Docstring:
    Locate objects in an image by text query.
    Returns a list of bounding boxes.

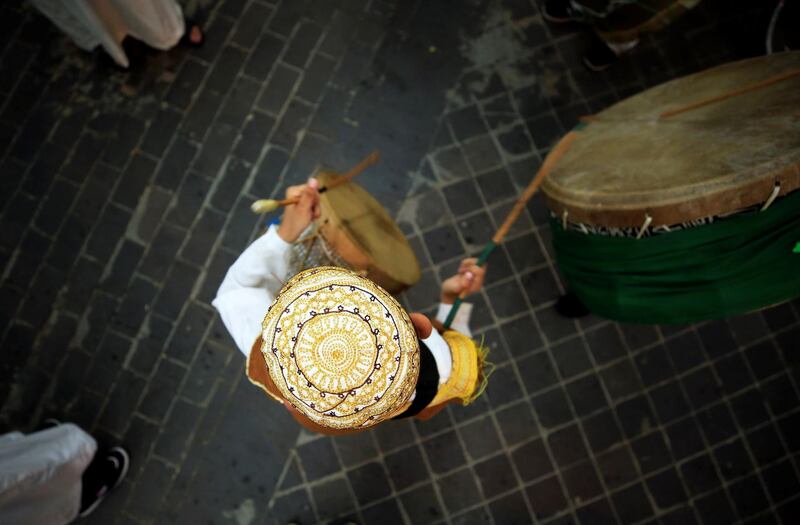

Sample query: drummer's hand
[441,258,486,304]
[278,178,321,243]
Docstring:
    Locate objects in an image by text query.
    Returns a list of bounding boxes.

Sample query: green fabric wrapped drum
[542,51,800,324]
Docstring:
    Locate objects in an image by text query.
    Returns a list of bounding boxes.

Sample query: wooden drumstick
[251,151,381,214]
[442,131,580,329]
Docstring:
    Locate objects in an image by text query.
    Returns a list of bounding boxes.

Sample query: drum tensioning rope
[442,65,800,329]
[551,188,800,324]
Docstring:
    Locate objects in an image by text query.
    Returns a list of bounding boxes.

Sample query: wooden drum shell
[542,52,800,229]
[313,172,421,294]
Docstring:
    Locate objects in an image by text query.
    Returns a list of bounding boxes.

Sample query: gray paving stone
[474,451,518,499]
[153,261,200,319]
[140,106,182,158]
[232,3,272,49]
[216,76,262,129]
[384,444,428,491]
[283,21,323,69]
[137,358,186,421]
[98,369,147,436]
[233,111,275,163]
[268,488,315,525]
[154,136,198,191]
[399,483,444,525]
[298,437,341,480]
[126,458,176,522]
[311,476,357,521]
[296,54,337,104]
[270,98,313,149]
[421,430,466,475]
[489,489,530,525]
[347,461,391,507]
[112,277,159,337]
[495,400,539,446]
[153,398,203,460]
[256,64,300,116]
[526,474,569,522]
[458,414,502,461]
[332,431,379,468]
[0,3,794,524]
[361,498,406,525]
[245,32,285,81]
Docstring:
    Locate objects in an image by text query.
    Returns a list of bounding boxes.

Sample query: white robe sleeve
[212,226,293,356]
[435,302,473,337]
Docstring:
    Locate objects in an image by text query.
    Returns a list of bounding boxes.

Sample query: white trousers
[0,424,97,525]
[30,0,185,68]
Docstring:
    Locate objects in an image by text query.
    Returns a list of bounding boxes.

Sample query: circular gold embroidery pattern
[261,267,420,429]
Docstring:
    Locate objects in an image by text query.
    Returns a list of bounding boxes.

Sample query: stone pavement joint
[0,0,798,524]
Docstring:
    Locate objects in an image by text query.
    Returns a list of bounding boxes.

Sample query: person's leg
[542,0,574,23]
[182,22,205,47]
[555,292,591,318]
[79,446,130,517]
[564,0,695,71]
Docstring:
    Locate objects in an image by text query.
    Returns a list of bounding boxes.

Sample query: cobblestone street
[1,0,798,524]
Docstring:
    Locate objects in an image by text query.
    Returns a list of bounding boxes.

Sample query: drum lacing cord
[299,227,321,268]
[761,183,781,212]
[636,215,653,240]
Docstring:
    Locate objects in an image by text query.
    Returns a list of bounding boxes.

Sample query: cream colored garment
[30,0,185,67]
[0,424,97,525]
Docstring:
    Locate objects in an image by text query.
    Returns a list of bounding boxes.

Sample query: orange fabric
[416,330,481,419]
[248,331,481,426]
[245,337,406,435]
[245,337,283,403]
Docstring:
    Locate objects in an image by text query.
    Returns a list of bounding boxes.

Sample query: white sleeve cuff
[435,302,473,337]
[254,225,292,256]
[422,328,452,385]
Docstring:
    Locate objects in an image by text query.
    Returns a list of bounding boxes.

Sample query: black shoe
[542,0,573,23]
[555,293,591,318]
[79,447,130,517]
[583,35,620,72]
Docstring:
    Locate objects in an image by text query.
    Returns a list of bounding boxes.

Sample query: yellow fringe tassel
[464,335,496,406]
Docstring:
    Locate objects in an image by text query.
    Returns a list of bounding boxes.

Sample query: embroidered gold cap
[261,267,420,429]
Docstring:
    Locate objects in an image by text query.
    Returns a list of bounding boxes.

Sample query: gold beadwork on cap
[261,267,420,429]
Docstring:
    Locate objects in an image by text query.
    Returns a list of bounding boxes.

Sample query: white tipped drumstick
[251,198,295,214]
[250,151,380,214]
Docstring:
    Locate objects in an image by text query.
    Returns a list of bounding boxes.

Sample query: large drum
[542,51,800,324]
[288,172,421,294]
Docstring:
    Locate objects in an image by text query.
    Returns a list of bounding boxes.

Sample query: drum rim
[542,52,800,228]
[316,172,421,287]
[544,162,800,229]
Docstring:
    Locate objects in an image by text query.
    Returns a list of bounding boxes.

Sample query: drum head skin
[542,51,800,228]
[316,172,421,293]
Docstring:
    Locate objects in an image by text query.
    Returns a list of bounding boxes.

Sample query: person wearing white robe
[30,0,188,68]
[212,178,486,433]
